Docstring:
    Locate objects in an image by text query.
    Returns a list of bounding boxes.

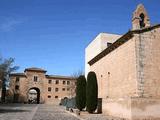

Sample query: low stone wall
[102,98,160,120]
[102,98,131,119]
[131,98,160,120]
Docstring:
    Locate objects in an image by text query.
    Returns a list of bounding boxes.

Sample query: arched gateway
[28,87,40,104]
[9,67,76,104]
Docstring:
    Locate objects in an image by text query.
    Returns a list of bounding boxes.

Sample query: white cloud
[0,18,23,32]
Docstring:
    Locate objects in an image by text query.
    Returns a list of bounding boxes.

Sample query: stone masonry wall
[137,27,160,98]
[9,70,76,104]
[25,71,46,103]
[90,37,137,99]
[9,76,28,102]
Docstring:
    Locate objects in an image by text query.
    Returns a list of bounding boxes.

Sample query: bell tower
[132,4,150,30]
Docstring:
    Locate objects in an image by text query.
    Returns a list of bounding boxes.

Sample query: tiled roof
[46,75,74,80]
[10,73,26,77]
[88,24,160,65]
[24,67,47,72]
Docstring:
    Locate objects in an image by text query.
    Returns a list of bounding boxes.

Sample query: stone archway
[28,87,40,104]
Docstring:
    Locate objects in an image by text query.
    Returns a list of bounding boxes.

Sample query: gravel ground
[0,104,37,120]
[0,104,80,120]
[32,104,80,120]
[0,104,124,120]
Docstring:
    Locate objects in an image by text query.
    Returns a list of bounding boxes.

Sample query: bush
[59,97,68,106]
[66,97,76,109]
[86,71,98,113]
[76,75,86,111]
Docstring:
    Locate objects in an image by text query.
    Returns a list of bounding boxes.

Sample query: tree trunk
[1,81,6,103]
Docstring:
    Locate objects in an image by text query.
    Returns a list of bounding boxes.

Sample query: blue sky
[0,0,159,76]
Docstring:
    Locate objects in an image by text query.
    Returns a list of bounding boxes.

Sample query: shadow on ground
[0,103,37,107]
[0,109,30,113]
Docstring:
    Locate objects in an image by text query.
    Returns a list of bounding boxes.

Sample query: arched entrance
[28,87,40,104]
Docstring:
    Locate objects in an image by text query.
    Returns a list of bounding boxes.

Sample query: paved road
[0,104,80,120]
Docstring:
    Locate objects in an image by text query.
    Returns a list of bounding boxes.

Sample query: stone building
[85,4,160,120]
[9,67,76,104]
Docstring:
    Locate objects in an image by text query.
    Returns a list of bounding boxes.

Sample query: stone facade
[90,36,137,99]
[85,4,160,120]
[9,67,76,104]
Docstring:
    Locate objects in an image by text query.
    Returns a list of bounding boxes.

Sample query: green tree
[86,71,98,113]
[0,57,18,103]
[76,75,86,111]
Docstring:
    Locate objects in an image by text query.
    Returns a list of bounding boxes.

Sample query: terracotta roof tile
[24,67,47,72]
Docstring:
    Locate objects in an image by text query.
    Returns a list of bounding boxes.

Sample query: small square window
[48,87,51,92]
[63,81,66,84]
[34,76,38,82]
[15,85,19,90]
[55,88,59,92]
[55,96,58,98]
[48,95,51,98]
[62,88,65,91]
[55,80,59,84]
[48,80,52,84]
[67,81,70,85]
[16,77,20,82]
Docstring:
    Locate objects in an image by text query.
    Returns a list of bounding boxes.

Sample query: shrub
[76,75,86,111]
[66,97,76,109]
[86,71,98,113]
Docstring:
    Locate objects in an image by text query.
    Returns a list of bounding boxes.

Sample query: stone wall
[25,71,46,103]
[90,37,137,99]
[136,27,160,98]
[102,98,131,119]
[9,75,27,102]
[9,69,76,104]
[44,77,76,104]
[102,98,160,120]
[86,3,160,120]
[131,98,160,120]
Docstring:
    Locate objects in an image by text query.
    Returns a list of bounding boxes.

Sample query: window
[16,77,20,82]
[34,76,38,82]
[67,88,70,91]
[48,87,51,92]
[55,96,58,98]
[107,42,112,47]
[139,13,145,28]
[63,81,66,85]
[55,80,59,84]
[67,81,70,85]
[48,80,52,84]
[55,88,59,92]
[15,85,19,90]
[62,88,65,91]
[48,95,51,98]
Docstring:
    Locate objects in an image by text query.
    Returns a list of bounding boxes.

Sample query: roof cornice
[88,24,160,66]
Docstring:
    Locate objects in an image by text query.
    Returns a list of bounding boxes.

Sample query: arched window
[139,13,145,28]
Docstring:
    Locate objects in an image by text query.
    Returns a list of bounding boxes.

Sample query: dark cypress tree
[76,75,86,111]
[86,71,98,113]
